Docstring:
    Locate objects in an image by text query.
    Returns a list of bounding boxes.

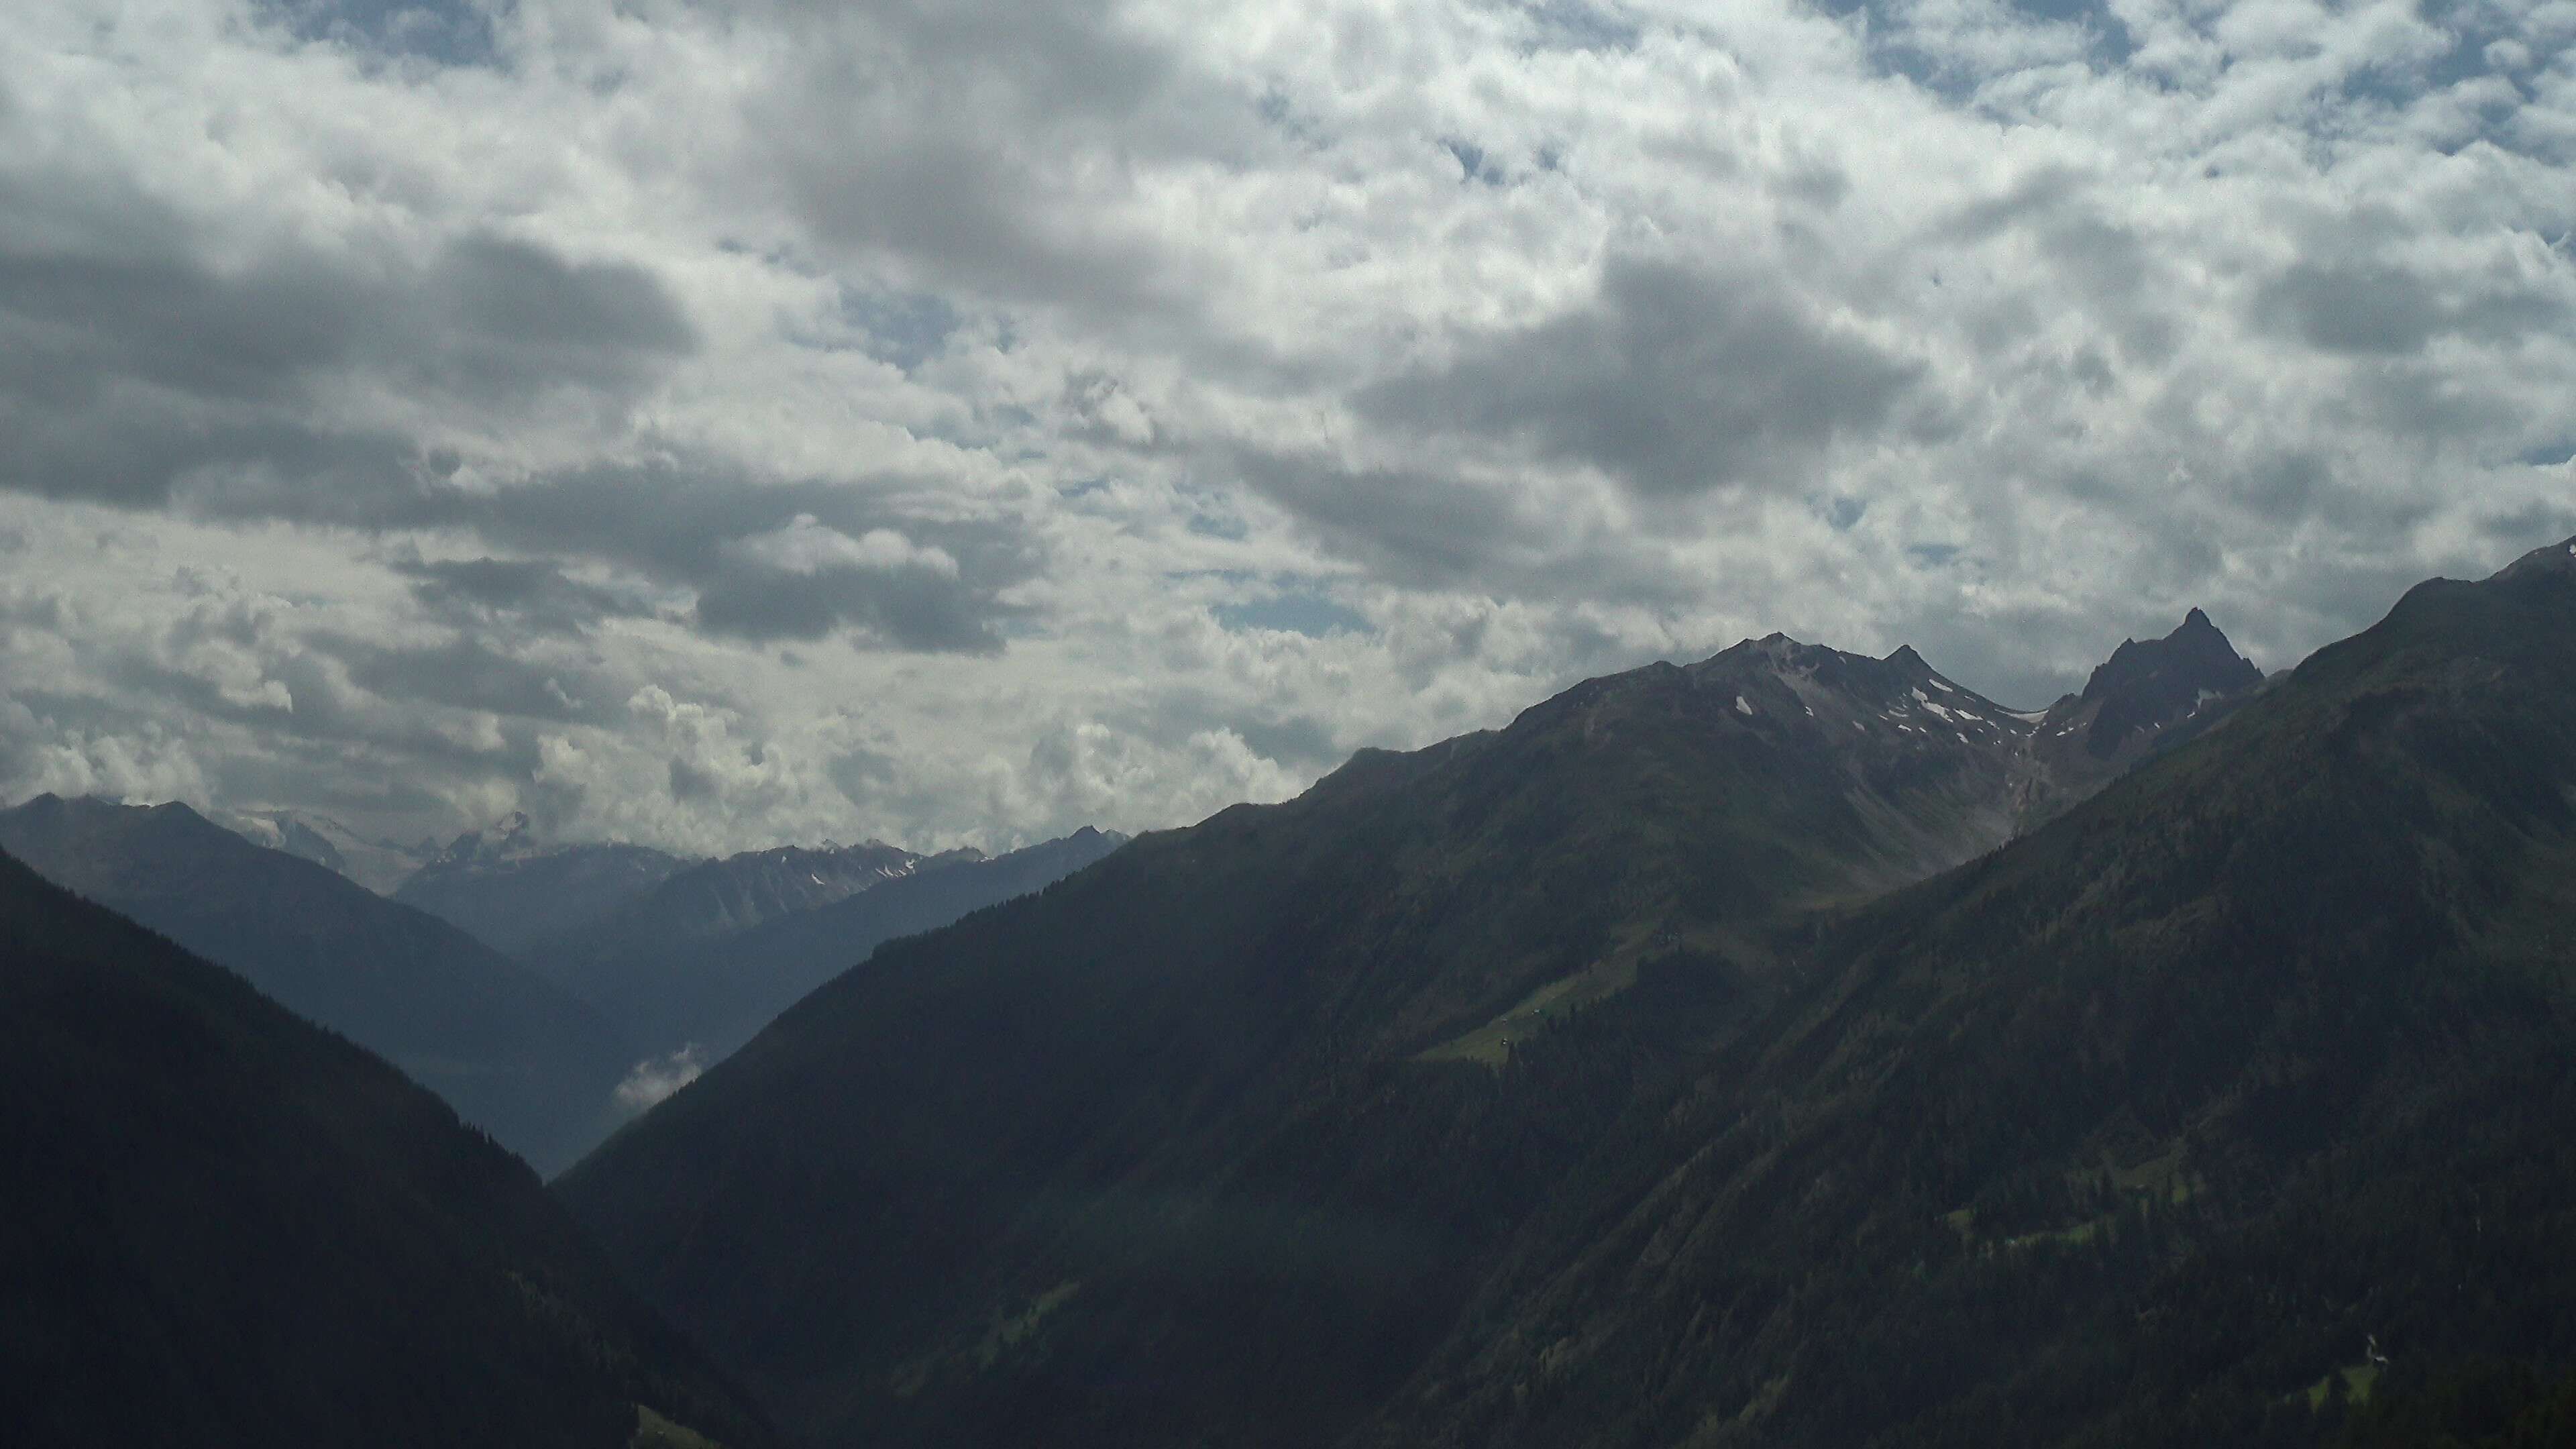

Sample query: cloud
[0,163,698,512]
[0,0,2568,861]
[696,513,997,647]
[614,1043,706,1112]
[2254,254,2572,356]
[1356,255,1930,497]
[391,555,653,635]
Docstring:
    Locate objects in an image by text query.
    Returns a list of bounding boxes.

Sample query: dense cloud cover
[0,0,2570,853]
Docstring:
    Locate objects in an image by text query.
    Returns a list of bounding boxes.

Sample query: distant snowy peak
[426,810,551,871]
[393,824,692,958]
[217,808,441,895]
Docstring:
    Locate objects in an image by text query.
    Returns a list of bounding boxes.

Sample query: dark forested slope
[1360,537,2576,1448]
[555,638,2073,1443]
[0,850,773,1449]
[561,543,2576,1449]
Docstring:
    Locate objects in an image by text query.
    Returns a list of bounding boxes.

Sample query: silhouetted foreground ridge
[0,850,773,1449]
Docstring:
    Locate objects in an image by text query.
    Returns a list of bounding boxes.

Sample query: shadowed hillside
[0,849,774,1449]
[554,634,2135,1443]
[1360,541,2576,1446]
[561,541,2576,1448]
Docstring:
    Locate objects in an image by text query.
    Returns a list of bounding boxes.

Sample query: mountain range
[21,542,2576,1446]
[540,827,1134,1069]
[0,794,632,1175]
[4,791,1136,1173]
[217,807,443,894]
[527,838,943,976]
[393,812,691,957]
[557,548,2576,1448]
[553,605,2271,1443]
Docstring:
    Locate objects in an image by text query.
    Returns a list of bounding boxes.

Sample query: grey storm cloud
[417,466,1036,653]
[725,0,1242,320]
[1355,256,1927,498]
[392,557,655,636]
[0,168,696,508]
[692,562,1002,651]
[319,632,623,727]
[353,466,1033,653]
[1232,453,1544,588]
[0,156,1025,655]
[2254,257,2572,356]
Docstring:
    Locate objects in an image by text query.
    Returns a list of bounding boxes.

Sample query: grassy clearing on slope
[2303,1362,2381,1410]
[1415,926,1762,1065]
[631,1404,726,1448]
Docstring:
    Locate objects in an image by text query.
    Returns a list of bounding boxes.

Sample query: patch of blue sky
[783,286,964,374]
[1442,139,1509,186]
[1514,1,1643,54]
[257,0,499,68]
[835,287,963,373]
[1817,0,2139,96]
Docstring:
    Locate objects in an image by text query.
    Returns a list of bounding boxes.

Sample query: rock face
[2012,606,2267,829]
[0,847,777,1449]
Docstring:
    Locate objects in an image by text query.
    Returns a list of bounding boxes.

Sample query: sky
[0,0,2571,857]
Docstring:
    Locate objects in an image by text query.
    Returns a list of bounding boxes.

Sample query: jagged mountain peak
[431,809,543,867]
[2080,605,2256,694]
[2008,606,2267,830]
[2072,607,2261,749]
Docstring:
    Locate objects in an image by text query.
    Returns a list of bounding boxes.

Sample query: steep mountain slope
[553,638,2066,1443]
[562,548,2576,1448]
[218,808,442,894]
[0,848,775,1449]
[394,812,688,957]
[557,828,1130,1067]
[2011,607,2267,828]
[529,838,934,987]
[0,796,631,1175]
[1350,536,2576,1448]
